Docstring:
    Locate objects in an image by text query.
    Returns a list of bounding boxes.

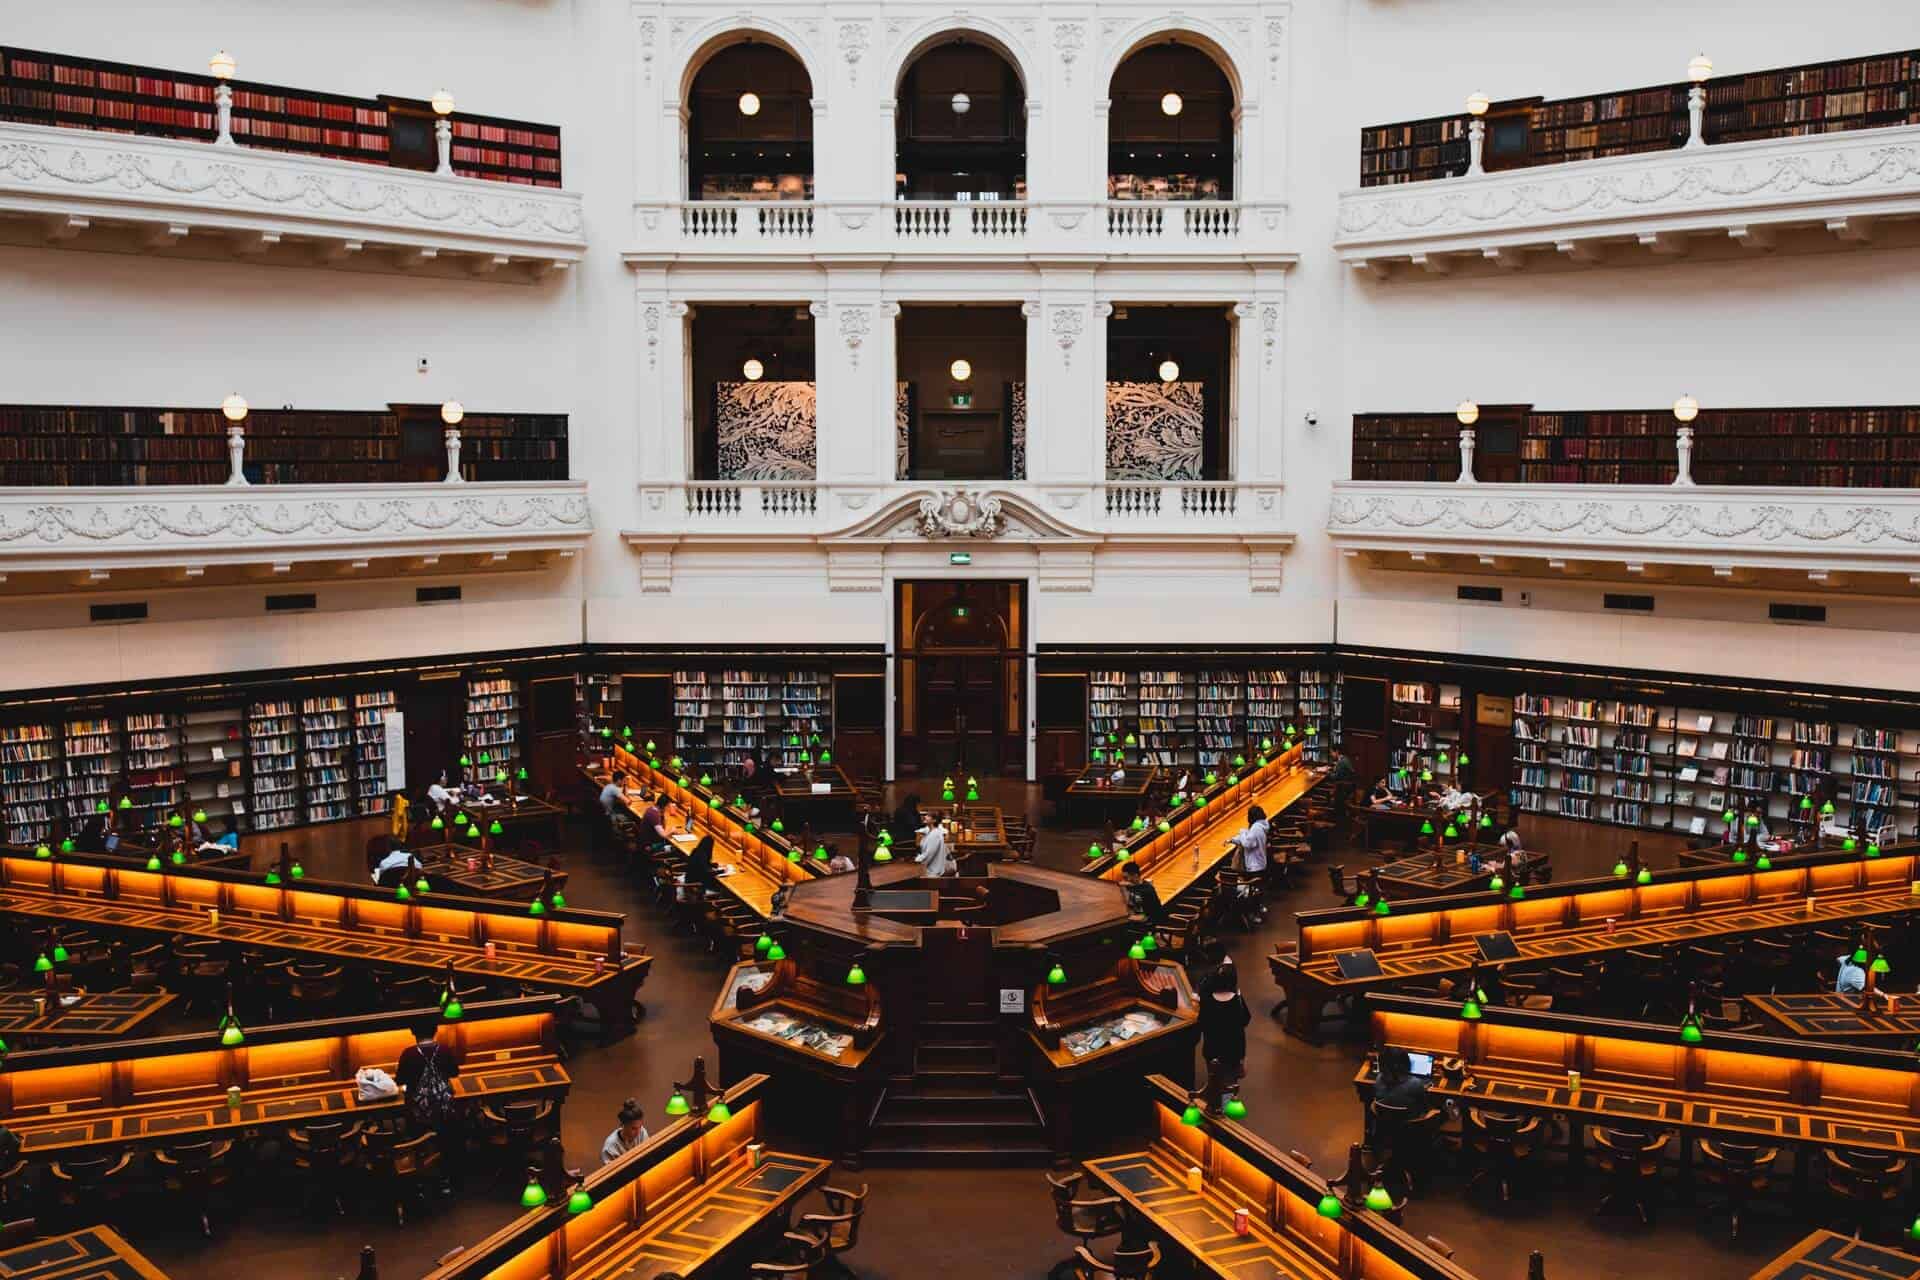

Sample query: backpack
[407,1043,455,1127]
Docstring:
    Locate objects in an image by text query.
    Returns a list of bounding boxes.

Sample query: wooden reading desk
[1067,762,1159,823]
[472,793,568,846]
[927,803,1012,867]
[1372,848,1501,899]
[0,850,651,1034]
[1272,847,1920,1038]
[412,842,565,900]
[1743,992,1920,1046]
[770,764,858,825]
[1752,1230,1920,1280]
[0,990,175,1044]
[0,1226,170,1280]
[0,997,567,1161]
[1097,746,1320,905]
[424,1074,830,1280]
[1082,1075,1476,1280]
[1362,994,1920,1165]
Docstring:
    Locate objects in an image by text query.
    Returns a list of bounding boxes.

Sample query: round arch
[675,26,820,204]
[887,21,1036,97]
[1101,21,1248,107]
[673,22,824,107]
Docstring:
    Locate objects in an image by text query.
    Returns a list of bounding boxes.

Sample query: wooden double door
[895,581,1026,779]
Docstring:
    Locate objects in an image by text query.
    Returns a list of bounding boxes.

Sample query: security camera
[1304,410,1320,428]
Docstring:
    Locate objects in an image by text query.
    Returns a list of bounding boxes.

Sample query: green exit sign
[949,551,972,565]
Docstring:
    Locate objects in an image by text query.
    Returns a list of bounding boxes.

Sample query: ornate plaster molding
[916,489,1006,539]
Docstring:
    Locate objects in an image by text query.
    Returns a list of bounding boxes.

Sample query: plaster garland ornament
[1266,18,1287,75]
[839,23,870,80]
[1050,306,1084,367]
[838,304,872,367]
[642,303,662,370]
[0,494,591,548]
[916,489,1006,539]
[1260,304,1280,368]
[637,19,656,81]
[1054,23,1084,84]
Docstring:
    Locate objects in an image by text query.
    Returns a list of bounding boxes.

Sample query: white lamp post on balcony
[1672,394,1699,486]
[1686,54,1713,148]
[1465,93,1490,176]
[431,89,456,175]
[1456,400,1479,484]
[221,393,249,485]
[442,400,465,482]
[209,51,237,147]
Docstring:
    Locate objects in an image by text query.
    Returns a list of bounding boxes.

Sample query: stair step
[859,1138,1054,1166]
[914,1043,999,1073]
[871,1095,1041,1126]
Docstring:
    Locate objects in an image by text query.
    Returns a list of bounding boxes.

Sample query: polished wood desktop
[927,803,1012,866]
[1272,848,1920,1037]
[1363,994,1920,1162]
[412,841,564,899]
[423,1076,830,1280]
[1068,762,1159,799]
[0,1226,171,1280]
[1371,848,1501,899]
[770,764,857,802]
[0,990,175,1043]
[1082,1076,1476,1280]
[1751,1230,1920,1280]
[0,997,567,1160]
[1743,992,1920,1045]
[0,850,651,1032]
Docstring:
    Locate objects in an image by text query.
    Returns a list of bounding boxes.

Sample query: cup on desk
[1232,1206,1250,1237]
[1605,918,1616,935]
[208,908,219,927]
[32,996,45,1017]
[485,941,497,962]
[594,955,606,976]
[1186,1165,1203,1193]
[747,1142,765,1168]
[1566,1070,1581,1095]
[1806,896,1817,915]
[226,1086,241,1109]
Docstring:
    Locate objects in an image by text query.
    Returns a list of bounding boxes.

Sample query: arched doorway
[894,38,1026,201]
[686,40,814,201]
[894,580,1026,778]
[1107,39,1235,201]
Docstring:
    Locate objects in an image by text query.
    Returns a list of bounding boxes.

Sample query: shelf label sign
[384,710,407,792]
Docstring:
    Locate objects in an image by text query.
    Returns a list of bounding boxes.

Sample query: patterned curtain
[716,381,816,480]
[1105,382,1204,479]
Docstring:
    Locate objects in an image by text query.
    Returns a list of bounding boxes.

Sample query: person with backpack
[397,1020,463,1189]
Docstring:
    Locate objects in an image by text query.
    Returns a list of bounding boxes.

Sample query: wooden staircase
[862,1020,1052,1164]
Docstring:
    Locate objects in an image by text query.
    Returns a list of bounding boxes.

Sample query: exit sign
[949,551,972,565]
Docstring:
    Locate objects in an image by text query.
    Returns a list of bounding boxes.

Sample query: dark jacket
[1199,991,1252,1065]
[1124,879,1164,925]
[1374,1072,1430,1111]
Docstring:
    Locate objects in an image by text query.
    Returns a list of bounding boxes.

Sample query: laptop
[1474,931,1520,962]
[1406,1052,1435,1077]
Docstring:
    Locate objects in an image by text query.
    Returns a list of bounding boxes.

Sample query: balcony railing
[630,200,1288,260]
[657,480,1267,535]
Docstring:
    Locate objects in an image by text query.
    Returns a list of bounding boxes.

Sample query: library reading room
[9,3,1920,1279]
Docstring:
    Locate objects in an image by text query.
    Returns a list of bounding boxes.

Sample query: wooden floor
[96,779,1842,1279]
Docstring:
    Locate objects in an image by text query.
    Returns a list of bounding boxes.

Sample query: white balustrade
[894,202,954,238]
[654,481,1265,536]
[680,204,741,238]
[757,204,815,239]
[683,483,744,517]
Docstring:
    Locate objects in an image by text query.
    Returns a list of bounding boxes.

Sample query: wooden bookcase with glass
[1195,671,1243,772]
[464,677,522,780]
[1136,670,1192,771]
[1088,671,1134,761]
[673,671,713,766]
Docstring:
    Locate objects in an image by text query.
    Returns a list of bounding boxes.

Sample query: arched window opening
[895,40,1025,201]
[1108,41,1234,201]
[687,41,813,201]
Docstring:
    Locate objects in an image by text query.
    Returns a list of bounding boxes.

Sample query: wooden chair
[1465,1108,1542,1203]
[1697,1137,1779,1240]
[748,1231,830,1277]
[169,937,230,1014]
[796,1183,867,1273]
[1589,1126,1670,1226]
[1370,1100,1445,1195]
[380,973,440,1012]
[153,1137,233,1238]
[288,962,347,1018]
[1047,1170,1124,1280]
[1073,1242,1161,1280]
[361,1128,445,1225]
[1822,1146,1907,1238]
[287,1119,365,1217]
[476,1099,558,1182]
[48,1151,133,1229]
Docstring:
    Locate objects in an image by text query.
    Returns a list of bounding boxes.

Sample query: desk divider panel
[1477,1023,1575,1076]
[1583,1036,1682,1092]
[1813,1060,1915,1118]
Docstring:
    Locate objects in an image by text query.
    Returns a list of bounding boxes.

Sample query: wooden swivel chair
[153,1137,233,1238]
[48,1151,133,1230]
[1465,1108,1542,1203]
[1697,1137,1779,1240]
[1073,1241,1161,1280]
[796,1183,868,1274]
[1589,1126,1671,1226]
[1048,1170,1125,1280]
[361,1128,445,1225]
[287,1119,365,1217]
[748,1230,830,1277]
[1822,1146,1907,1238]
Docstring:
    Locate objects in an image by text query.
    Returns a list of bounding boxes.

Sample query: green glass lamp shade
[846,964,867,985]
[1854,945,1871,965]
[1612,860,1629,878]
[878,829,892,846]
[1488,874,1505,893]
[147,854,163,871]
[1460,998,1482,1020]
[1419,768,1432,782]
[1443,823,1458,839]
[1179,1103,1204,1127]
[466,825,482,840]
[171,849,186,866]
[442,996,465,1021]
[1124,734,1137,747]
[1822,800,1837,815]
[1731,849,1748,863]
[1222,1096,1247,1120]
[942,788,955,801]
[567,1187,593,1215]
[798,752,812,764]
[766,942,787,961]
[1872,955,1892,975]
[520,1178,548,1209]
[119,796,132,810]
[395,884,412,902]
[416,876,431,895]
[478,752,490,765]
[517,768,529,781]
[1170,795,1184,808]
[1509,883,1526,900]
[96,799,108,813]
[1636,867,1653,886]
[1204,772,1218,786]
[1458,753,1470,765]
[431,816,445,830]
[489,820,504,835]
[620,726,633,740]
[966,787,979,801]
[810,734,821,746]
[1227,774,1239,786]
[497,771,508,784]
[1046,963,1067,985]
[1844,836,1858,851]
[1869,843,1882,857]
[33,844,49,860]
[1480,814,1493,828]
[788,734,800,747]
[600,728,613,739]
[548,891,566,909]
[670,757,683,770]
[664,1091,690,1117]
[460,755,472,768]
[1306,726,1318,737]
[1158,821,1171,833]
[1087,843,1103,859]
[1746,814,1760,827]
[1800,795,1812,810]
[1262,738,1274,751]
[1317,1194,1343,1219]
[812,845,828,861]
[873,848,893,862]
[943,777,954,789]
[1680,1019,1704,1045]
[1091,749,1104,763]
[772,819,784,833]
[1373,899,1391,916]
[1140,933,1157,953]
[755,933,774,954]
[820,750,832,764]
[706,1101,731,1124]
[786,849,801,863]
[1194,796,1207,808]
[219,1017,245,1047]
[265,869,282,885]
[707,796,722,808]
[192,808,208,823]
[1420,820,1435,835]
[1364,1185,1394,1212]
[1132,817,1146,831]
[1234,755,1246,767]
[32,953,51,974]
[1910,1214,1920,1241]
[59,838,73,854]
[528,898,546,916]
[1128,942,1147,960]
[1437,751,1450,765]
[51,942,68,964]
[1756,854,1772,870]
[1353,893,1371,909]
[1723,810,1735,824]
[699,773,712,787]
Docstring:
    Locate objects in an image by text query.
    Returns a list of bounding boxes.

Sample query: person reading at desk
[213,818,240,850]
[1837,950,1868,995]
[1368,778,1397,809]
[600,1098,649,1166]
[372,848,421,887]
[1328,749,1356,783]
[681,835,719,901]
[1121,861,1163,927]
[915,819,957,877]
[1372,1047,1431,1110]
[598,777,625,817]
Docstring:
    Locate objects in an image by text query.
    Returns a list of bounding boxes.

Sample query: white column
[1686,85,1707,148]
[813,279,888,484]
[213,83,235,147]
[434,117,453,175]
[1457,430,1477,483]
[1026,283,1102,485]
[1466,118,1486,176]
[634,278,689,487]
[1674,427,1696,486]
[1233,285,1286,482]
[443,428,464,482]
[224,425,248,486]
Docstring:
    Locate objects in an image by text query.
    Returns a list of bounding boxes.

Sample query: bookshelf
[465,677,521,779]
[673,671,711,765]
[1088,671,1133,760]
[580,674,619,747]
[1195,671,1242,771]
[1520,411,1677,485]
[1706,51,1920,145]
[1601,700,1659,829]
[300,695,351,825]
[1358,112,1469,186]
[247,700,300,833]
[183,707,246,830]
[1296,670,1342,763]
[0,46,562,187]
[0,723,57,846]
[719,669,773,768]
[124,711,185,833]
[1136,670,1191,770]
[778,672,829,767]
[59,716,117,828]
[1388,681,1439,777]
[0,404,569,488]
[1528,85,1686,167]
[1351,414,1462,482]
[1244,670,1294,756]
[352,691,397,817]
[1850,727,1904,839]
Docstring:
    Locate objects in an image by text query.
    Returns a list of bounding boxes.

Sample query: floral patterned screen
[1105,381,1204,479]
[716,381,816,480]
